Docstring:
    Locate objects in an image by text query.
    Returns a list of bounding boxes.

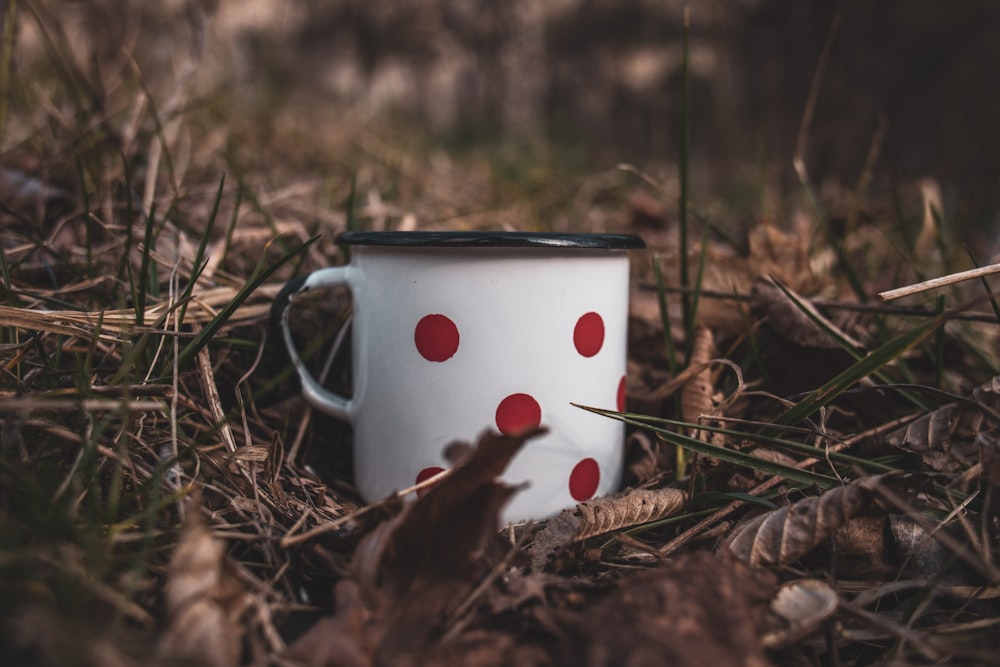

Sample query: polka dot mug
[275,231,645,523]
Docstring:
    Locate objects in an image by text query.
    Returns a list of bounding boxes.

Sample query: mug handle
[273,267,358,422]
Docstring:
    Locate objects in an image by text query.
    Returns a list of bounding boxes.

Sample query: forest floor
[2,3,1000,666]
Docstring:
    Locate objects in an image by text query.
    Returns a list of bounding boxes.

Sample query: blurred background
[8,0,1000,245]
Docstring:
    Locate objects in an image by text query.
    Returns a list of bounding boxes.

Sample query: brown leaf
[681,325,717,439]
[288,428,545,667]
[750,277,864,349]
[158,503,248,667]
[530,488,686,570]
[724,474,901,567]
[884,374,1000,472]
[554,552,777,667]
[574,488,686,542]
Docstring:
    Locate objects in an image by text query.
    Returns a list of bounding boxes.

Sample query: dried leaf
[574,488,686,542]
[750,277,863,350]
[681,325,717,439]
[624,431,661,484]
[288,428,545,667]
[888,514,973,585]
[884,375,1000,472]
[158,504,248,667]
[830,516,894,579]
[530,488,686,570]
[724,474,900,567]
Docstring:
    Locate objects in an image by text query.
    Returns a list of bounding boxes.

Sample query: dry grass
[3,2,1000,666]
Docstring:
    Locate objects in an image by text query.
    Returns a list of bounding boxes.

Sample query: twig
[279,468,452,548]
[876,485,1000,584]
[441,528,534,641]
[638,282,1000,323]
[838,598,948,661]
[879,262,1000,301]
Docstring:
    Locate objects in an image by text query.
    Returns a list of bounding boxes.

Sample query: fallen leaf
[530,488,686,570]
[750,277,864,350]
[724,474,902,567]
[574,488,686,542]
[681,324,717,439]
[883,374,1000,472]
[287,428,546,667]
[158,502,248,667]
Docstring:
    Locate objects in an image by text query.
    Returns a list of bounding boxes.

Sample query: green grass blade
[772,278,933,411]
[176,174,224,327]
[599,411,897,474]
[578,404,839,488]
[689,225,709,336]
[176,234,319,369]
[220,182,244,266]
[678,7,691,336]
[966,246,1000,325]
[735,283,764,380]
[774,314,945,427]
[135,202,157,329]
[653,254,678,375]
[74,156,94,279]
[343,173,358,263]
[933,295,946,387]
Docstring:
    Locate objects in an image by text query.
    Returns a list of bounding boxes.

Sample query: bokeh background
[9,0,1000,244]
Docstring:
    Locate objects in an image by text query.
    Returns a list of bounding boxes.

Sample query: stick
[879,262,1000,301]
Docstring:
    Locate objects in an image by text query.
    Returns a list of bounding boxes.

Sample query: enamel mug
[275,231,644,523]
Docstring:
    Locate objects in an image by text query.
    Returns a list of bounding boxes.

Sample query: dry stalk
[879,262,1000,301]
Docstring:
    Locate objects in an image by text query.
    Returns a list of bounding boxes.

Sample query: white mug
[276,231,644,522]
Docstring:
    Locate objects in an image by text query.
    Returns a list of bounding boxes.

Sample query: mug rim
[337,231,645,249]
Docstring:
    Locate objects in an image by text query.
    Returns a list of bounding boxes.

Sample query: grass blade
[176,234,319,369]
[653,254,678,375]
[774,314,946,428]
[966,245,1000,325]
[678,6,692,336]
[343,172,358,263]
[135,202,157,329]
[578,404,839,488]
[689,224,709,338]
[600,412,897,474]
[176,173,224,327]
[772,278,934,411]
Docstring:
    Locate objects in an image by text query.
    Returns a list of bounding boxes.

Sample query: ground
[2,2,1000,666]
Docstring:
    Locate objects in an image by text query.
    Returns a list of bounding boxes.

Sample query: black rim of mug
[336,231,645,249]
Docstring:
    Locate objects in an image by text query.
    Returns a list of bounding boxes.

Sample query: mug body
[291,231,643,523]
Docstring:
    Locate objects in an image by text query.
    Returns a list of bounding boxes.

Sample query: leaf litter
[2,2,1000,666]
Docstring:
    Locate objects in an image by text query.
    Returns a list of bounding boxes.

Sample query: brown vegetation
[2,2,1000,666]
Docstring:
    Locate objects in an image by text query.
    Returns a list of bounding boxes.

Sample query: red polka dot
[617,375,626,412]
[569,458,600,501]
[495,393,542,435]
[574,312,605,357]
[415,466,446,497]
[414,314,459,362]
